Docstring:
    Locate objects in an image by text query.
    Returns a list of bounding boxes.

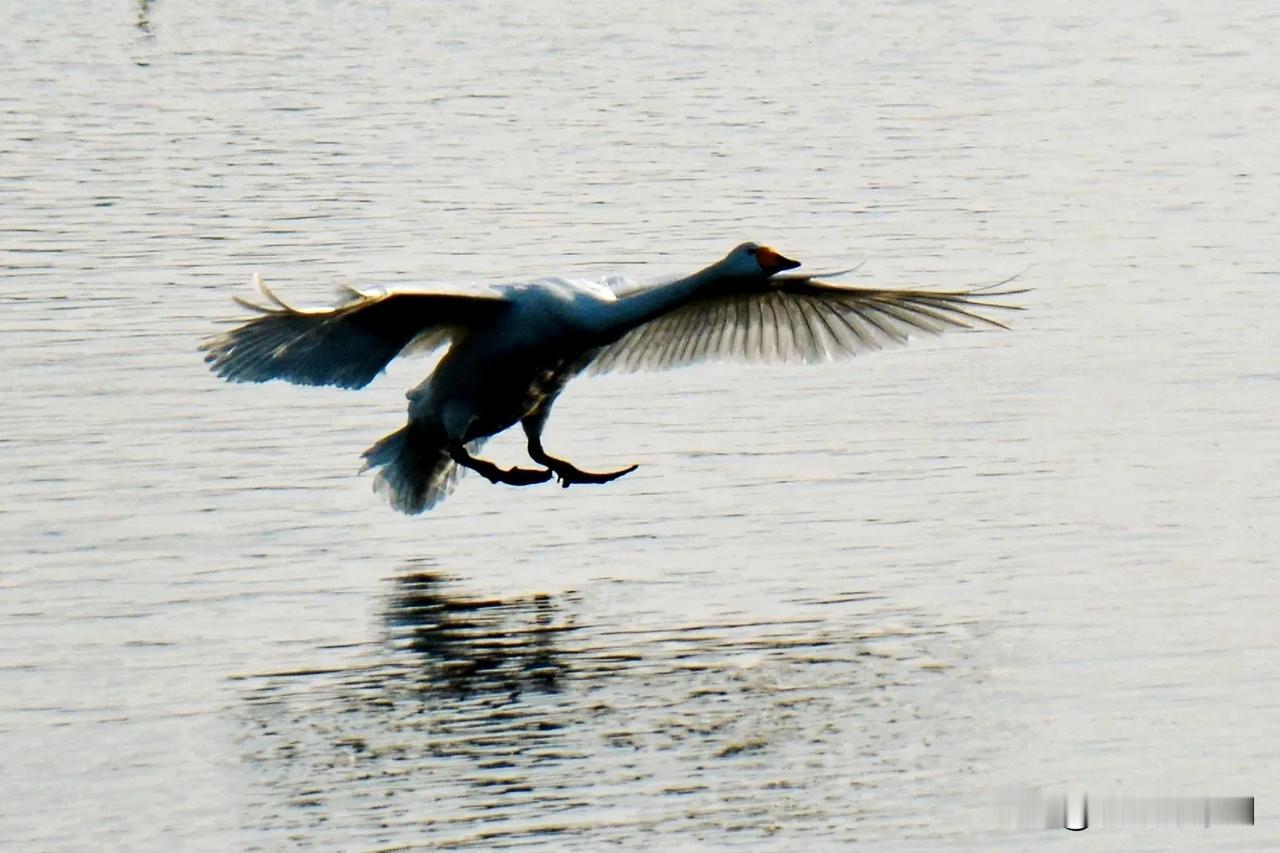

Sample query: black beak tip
[777,255,801,272]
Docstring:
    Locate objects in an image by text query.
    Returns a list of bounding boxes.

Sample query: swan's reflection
[240,568,580,717]
[382,570,572,697]
[238,570,588,837]
[236,569,977,845]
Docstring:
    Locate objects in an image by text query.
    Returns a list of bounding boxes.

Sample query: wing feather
[586,275,1025,375]
[802,295,847,358]
[201,277,507,388]
[757,297,776,360]
[819,299,873,351]
[672,302,703,366]
[759,294,781,359]
[732,295,753,360]
[788,294,825,360]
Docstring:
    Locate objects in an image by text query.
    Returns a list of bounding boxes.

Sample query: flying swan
[202,243,1024,513]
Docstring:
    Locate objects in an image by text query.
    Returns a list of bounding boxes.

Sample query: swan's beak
[757,246,801,275]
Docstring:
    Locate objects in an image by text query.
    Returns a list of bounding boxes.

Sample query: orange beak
[756,246,801,275]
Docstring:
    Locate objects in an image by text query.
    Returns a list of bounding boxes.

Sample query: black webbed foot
[550,461,638,488]
[521,415,637,489]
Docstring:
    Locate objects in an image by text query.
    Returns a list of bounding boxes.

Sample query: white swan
[202,243,1023,513]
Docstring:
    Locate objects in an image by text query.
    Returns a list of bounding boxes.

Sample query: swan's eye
[746,248,756,255]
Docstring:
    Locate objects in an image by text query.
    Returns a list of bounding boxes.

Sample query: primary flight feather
[201,242,1024,514]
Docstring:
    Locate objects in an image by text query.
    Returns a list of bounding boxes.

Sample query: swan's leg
[522,408,638,488]
[439,401,550,486]
[448,442,552,486]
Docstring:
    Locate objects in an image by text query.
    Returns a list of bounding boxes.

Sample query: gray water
[3,0,1278,849]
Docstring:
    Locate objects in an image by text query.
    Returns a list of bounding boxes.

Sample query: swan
[201,243,1024,514]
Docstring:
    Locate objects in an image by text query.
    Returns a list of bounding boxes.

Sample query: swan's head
[723,242,802,277]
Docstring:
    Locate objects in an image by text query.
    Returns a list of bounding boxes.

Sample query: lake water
[2,0,1277,849]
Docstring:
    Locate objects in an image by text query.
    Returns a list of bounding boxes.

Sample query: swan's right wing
[586,276,1025,374]
[201,277,509,389]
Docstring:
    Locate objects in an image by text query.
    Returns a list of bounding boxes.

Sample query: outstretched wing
[586,274,1026,374]
[201,276,509,389]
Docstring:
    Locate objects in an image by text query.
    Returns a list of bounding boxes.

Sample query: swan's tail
[361,423,464,514]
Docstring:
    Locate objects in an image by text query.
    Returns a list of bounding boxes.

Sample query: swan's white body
[203,243,1022,513]
[415,278,612,444]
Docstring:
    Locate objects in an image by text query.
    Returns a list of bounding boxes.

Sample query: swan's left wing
[201,276,509,389]
[585,274,1025,375]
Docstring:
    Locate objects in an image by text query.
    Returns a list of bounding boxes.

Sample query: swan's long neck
[599,262,726,340]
